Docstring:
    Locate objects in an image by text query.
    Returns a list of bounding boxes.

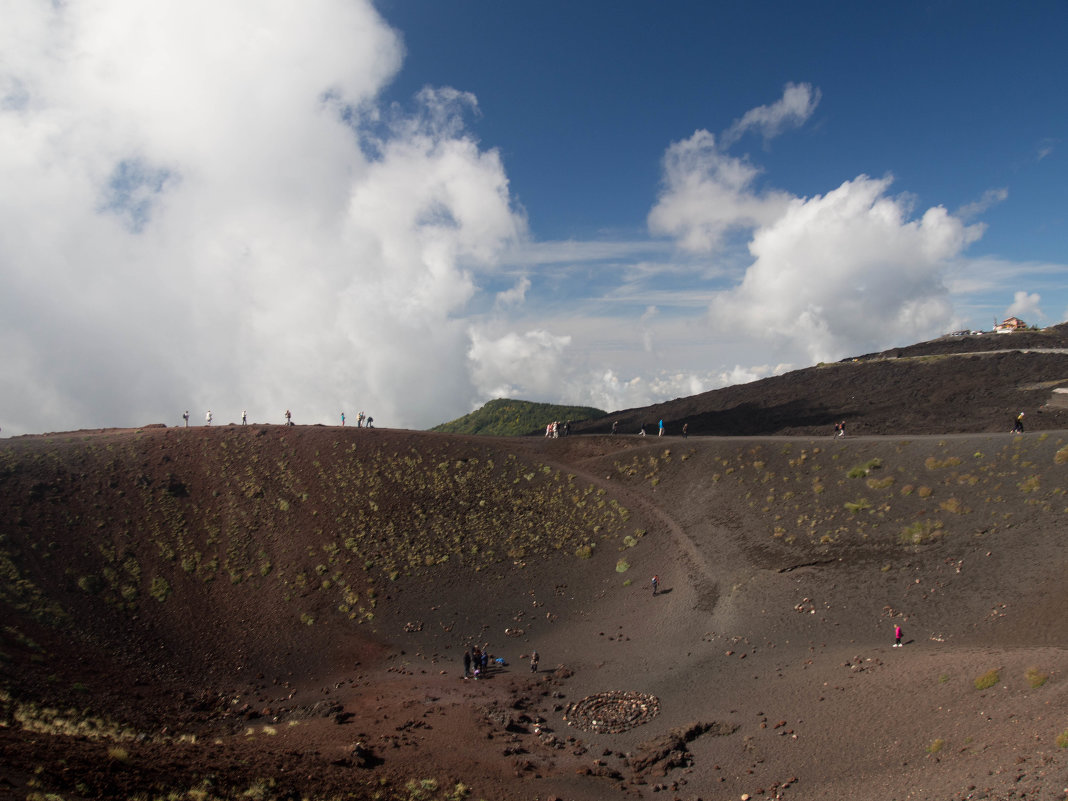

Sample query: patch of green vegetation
[77,575,103,594]
[866,476,895,490]
[844,497,872,514]
[900,519,944,545]
[938,497,966,514]
[974,668,1000,690]
[926,737,945,754]
[431,398,607,436]
[1018,475,1040,493]
[847,458,882,478]
[149,576,171,603]
[615,558,630,573]
[925,456,962,470]
[1026,667,1049,688]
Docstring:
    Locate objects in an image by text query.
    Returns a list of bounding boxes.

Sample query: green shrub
[974,669,1000,690]
[900,519,944,545]
[1026,667,1049,688]
[574,544,594,559]
[844,497,872,514]
[615,558,630,573]
[1057,730,1068,749]
[77,575,103,594]
[1018,475,1040,493]
[149,577,171,603]
[939,497,965,514]
[926,738,945,754]
[847,458,882,478]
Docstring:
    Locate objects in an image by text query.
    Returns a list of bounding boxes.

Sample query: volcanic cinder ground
[5,335,1068,801]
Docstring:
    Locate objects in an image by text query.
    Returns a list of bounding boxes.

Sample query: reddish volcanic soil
[4,337,1068,800]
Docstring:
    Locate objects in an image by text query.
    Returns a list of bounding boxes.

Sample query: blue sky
[1,1,1065,435]
[381,1,1064,256]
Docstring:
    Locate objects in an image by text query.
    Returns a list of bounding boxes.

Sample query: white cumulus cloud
[647,129,792,253]
[0,0,526,434]
[1006,291,1042,322]
[467,328,572,402]
[705,175,983,363]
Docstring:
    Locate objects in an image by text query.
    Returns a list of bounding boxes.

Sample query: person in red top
[894,624,903,647]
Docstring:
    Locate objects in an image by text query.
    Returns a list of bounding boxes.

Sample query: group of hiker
[462,645,540,679]
[544,420,570,437]
[181,409,374,428]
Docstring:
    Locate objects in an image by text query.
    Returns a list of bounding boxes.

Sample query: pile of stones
[563,691,660,733]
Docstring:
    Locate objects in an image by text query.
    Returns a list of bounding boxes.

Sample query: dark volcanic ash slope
[572,330,1068,437]
[4,424,1068,801]
[0,425,642,799]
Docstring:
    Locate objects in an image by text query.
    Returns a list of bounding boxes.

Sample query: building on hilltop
[994,316,1027,333]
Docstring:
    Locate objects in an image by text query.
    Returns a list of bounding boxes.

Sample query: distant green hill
[431,398,608,436]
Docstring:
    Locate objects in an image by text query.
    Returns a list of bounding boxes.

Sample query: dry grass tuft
[974,668,1000,690]
[1025,667,1049,688]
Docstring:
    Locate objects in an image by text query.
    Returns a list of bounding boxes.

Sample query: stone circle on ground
[563,690,660,733]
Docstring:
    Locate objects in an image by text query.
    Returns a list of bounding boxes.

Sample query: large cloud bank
[1,1,524,433]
